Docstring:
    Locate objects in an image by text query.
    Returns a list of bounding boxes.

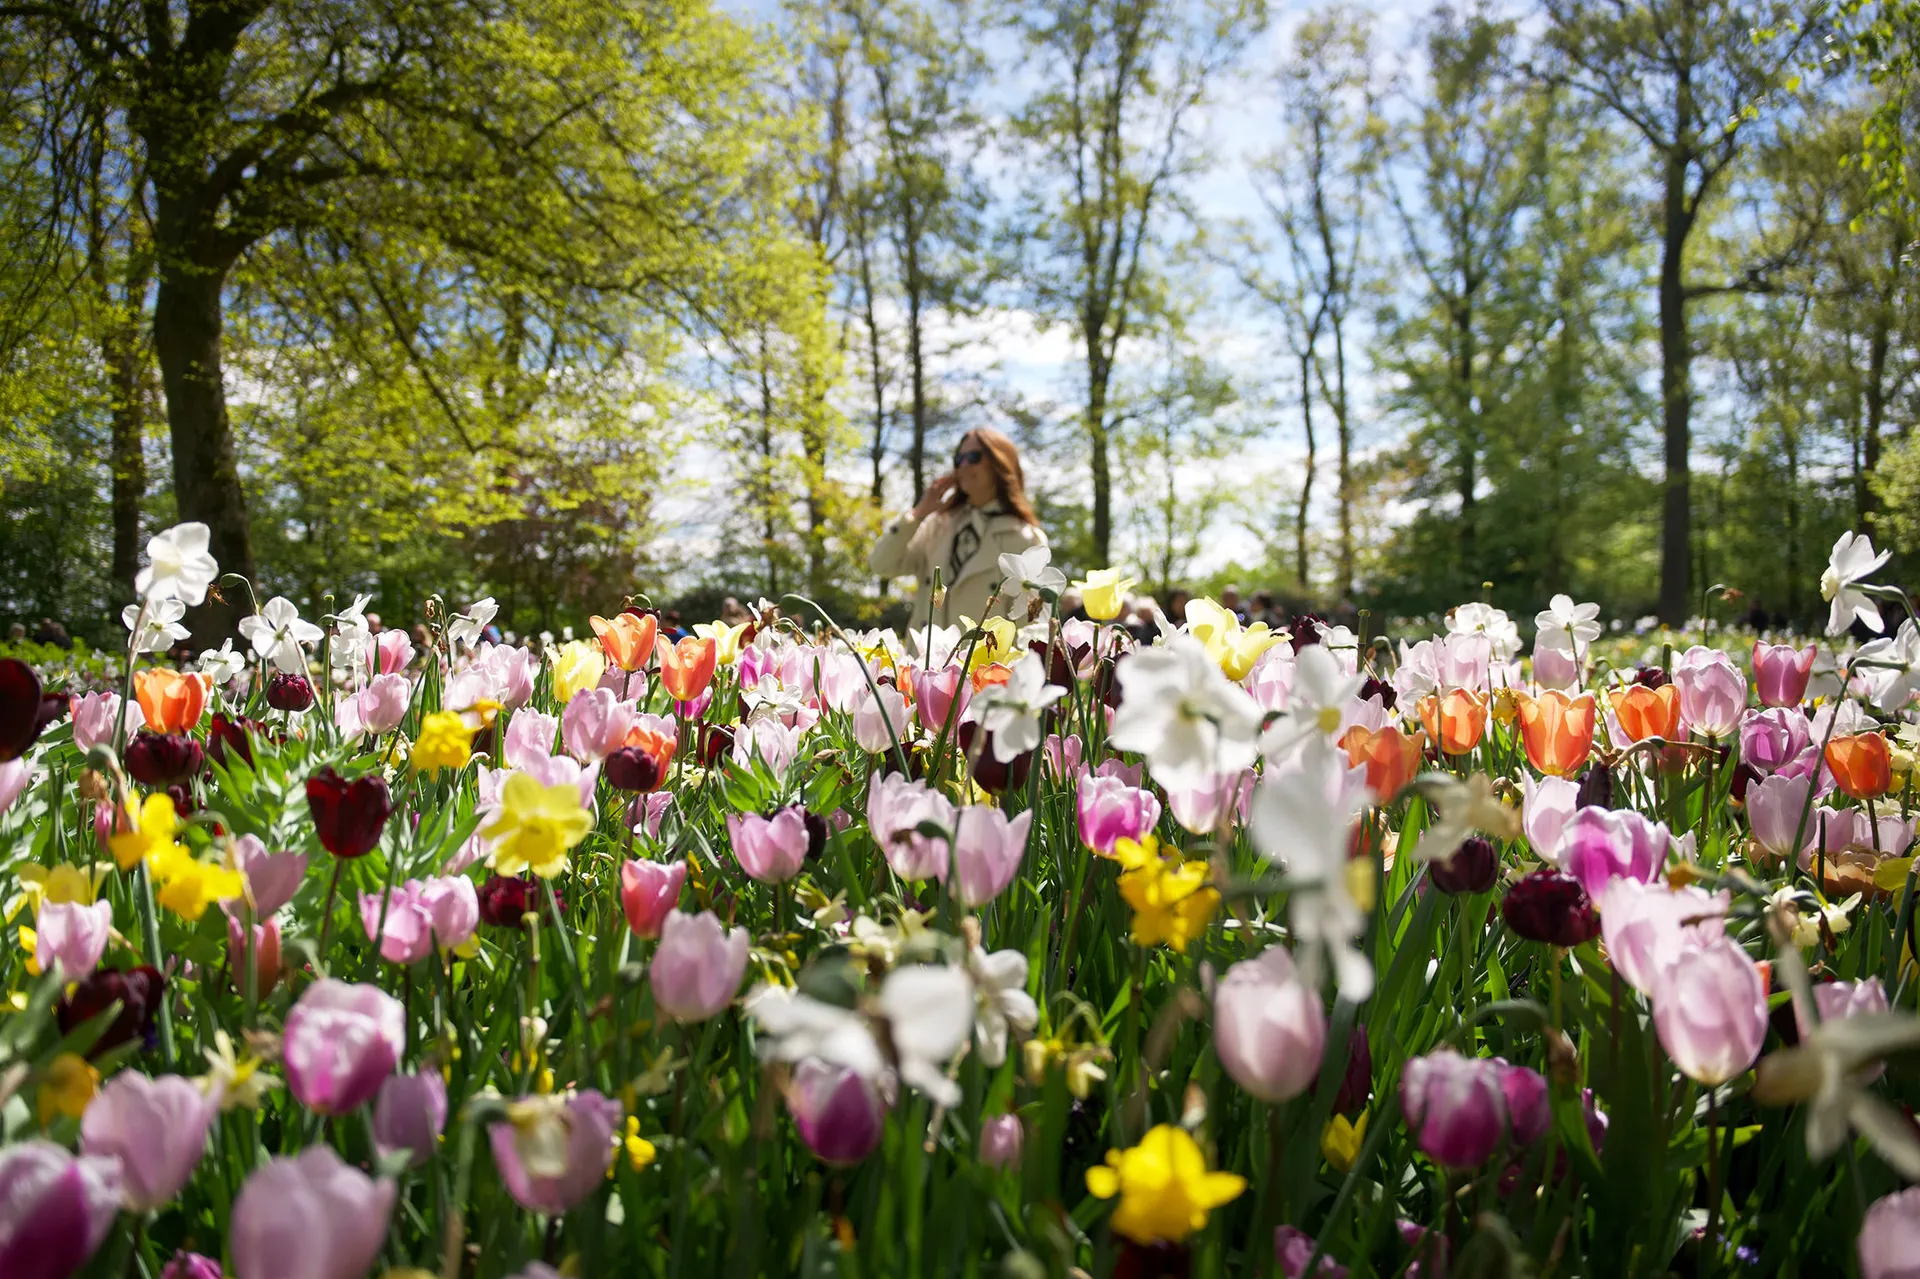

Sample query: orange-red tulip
[658,636,718,703]
[971,662,1013,694]
[1516,690,1596,778]
[1417,689,1488,756]
[1826,732,1892,800]
[133,668,208,736]
[622,722,678,775]
[1613,683,1682,744]
[1340,724,1424,801]
[589,612,658,673]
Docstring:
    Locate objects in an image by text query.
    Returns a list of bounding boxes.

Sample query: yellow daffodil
[551,640,607,704]
[411,710,475,774]
[1072,568,1138,622]
[107,792,186,873]
[482,774,593,879]
[1086,1125,1246,1244]
[200,1030,278,1111]
[18,925,40,977]
[1108,833,1161,871]
[1117,848,1220,953]
[1185,598,1285,680]
[622,1115,658,1172]
[13,862,111,922]
[37,1052,99,1125]
[694,620,750,666]
[1321,1112,1367,1172]
[149,844,244,923]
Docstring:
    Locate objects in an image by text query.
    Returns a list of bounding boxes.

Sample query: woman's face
[952,435,998,507]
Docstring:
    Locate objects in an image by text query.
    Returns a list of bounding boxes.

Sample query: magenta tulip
[786,1058,886,1165]
[283,979,405,1114]
[1075,771,1161,855]
[1213,946,1327,1103]
[0,1140,122,1279]
[1559,806,1670,896]
[228,1146,396,1279]
[160,1253,222,1279]
[911,664,969,733]
[1672,645,1746,738]
[488,1090,622,1214]
[373,1070,448,1168]
[80,1072,216,1211]
[34,900,112,980]
[1496,1063,1549,1145]
[1275,1225,1349,1278]
[1753,641,1816,708]
[1400,1051,1507,1167]
[952,805,1031,907]
[620,857,686,938]
[650,910,750,1022]
[1651,933,1767,1085]
[980,1114,1024,1171]
[727,808,809,883]
[359,883,435,965]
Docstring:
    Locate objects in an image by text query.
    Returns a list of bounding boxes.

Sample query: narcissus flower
[1072,567,1137,621]
[1085,1125,1246,1245]
[1515,690,1596,777]
[410,711,474,775]
[133,668,208,736]
[108,791,186,873]
[482,774,594,879]
[1823,530,1890,636]
[658,636,718,703]
[590,611,658,672]
[1117,842,1219,953]
[36,1052,99,1125]
[148,844,244,923]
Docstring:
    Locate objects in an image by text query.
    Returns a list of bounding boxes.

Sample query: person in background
[1220,584,1247,623]
[1165,589,1192,629]
[869,427,1048,628]
[6,622,24,644]
[720,596,751,628]
[366,612,383,635]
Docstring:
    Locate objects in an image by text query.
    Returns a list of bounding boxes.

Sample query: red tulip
[0,657,63,761]
[305,766,392,859]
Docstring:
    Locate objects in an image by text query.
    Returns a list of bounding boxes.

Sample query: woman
[869,428,1047,628]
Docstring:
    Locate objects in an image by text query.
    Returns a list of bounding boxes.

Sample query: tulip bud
[1574,765,1614,810]
[980,1114,1024,1171]
[1859,1187,1920,1279]
[125,730,204,786]
[1635,665,1668,688]
[1501,869,1599,947]
[726,808,808,883]
[952,805,1032,907]
[605,744,665,793]
[1431,836,1498,895]
[1332,1027,1372,1115]
[56,965,165,1055]
[698,723,734,767]
[1651,933,1767,1085]
[373,1071,448,1168]
[229,1147,396,1279]
[1400,1051,1506,1167]
[207,712,259,767]
[266,672,316,712]
[786,1059,886,1165]
[1212,946,1326,1103]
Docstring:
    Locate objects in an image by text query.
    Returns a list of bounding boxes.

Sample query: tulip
[972,1113,1024,1171]
[1400,1051,1506,1167]
[650,910,750,1022]
[476,875,559,930]
[0,1140,122,1279]
[489,1090,622,1214]
[1531,641,1579,691]
[160,1253,223,1279]
[227,915,283,996]
[1417,688,1488,755]
[359,883,434,965]
[1739,706,1811,775]
[1559,806,1671,896]
[1597,878,1728,996]
[370,628,414,675]
[1747,771,1813,863]
[1827,731,1893,800]
[34,899,112,980]
[1501,868,1599,947]
[71,691,141,752]
[853,685,910,755]
[619,858,686,938]
[1672,645,1745,738]
[659,636,718,703]
[124,730,204,786]
[1275,1225,1349,1279]
[80,1071,216,1210]
[266,671,315,712]
[1331,1028,1372,1114]
[133,668,208,735]
[373,1070,448,1168]
[1077,772,1161,855]
[501,709,558,770]
[589,611,658,672]
[1339,724,1423,801]
[786,1058,886,1165]
[560,687,633,762]
[1212,946,1327,1103]
[306,766,392,859]
[56,964,164,1055]
[0,660,62,764]
[1431,835,1498,895]
[1520,774,1579,864]
[1164,769,1252,836]
[867,772,957,881]
[1651,933,1767,1085]
[956,720,1034,795]
[952,805,1031,906]
[1044,732,1084,777]
[1859,1187,1920,1279]
[1515,690,1596,777]
[1753,640,1816,708]
[630,791,673,839]
[1613,683,1681,743]
[728,808,809,883]
[911,664,970,734]
[605,742,665,792]
[0,756,29,815]
[1497,1063,1549,1144]
[207,712,260,766]
[228,1145,396,1279]
[419,875,478,951]
[354,674,411,737]
[225,835,308,916]
[283,979,405,1114]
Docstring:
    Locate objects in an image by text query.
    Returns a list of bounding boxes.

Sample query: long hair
[944,427,1040,527]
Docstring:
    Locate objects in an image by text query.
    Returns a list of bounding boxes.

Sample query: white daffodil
[1853,618,1920,712]
[1260,644,1364,763]
[995,546,1067,618]
[1535,594,1602,653]
[909,623,964,670]
[1412,772,1520,864]
[135,521,219,606]
[329,593,375,675]
[1823,530,1891,637]
[967,947,1039,1068]
[447,596,499,649]
[197,638,247,686]
[1754,1010,1920,1179]
[744,985,887,1079]
[1107,634,1263,788]
[1249,738,1374,1000]
[973,651,1067,762]
[123,597,189,654]
[1447,602,1522,663]
[237,597,323,673]
[875,963,975,1107]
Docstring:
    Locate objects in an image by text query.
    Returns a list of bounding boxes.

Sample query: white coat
[868,504,1048,629]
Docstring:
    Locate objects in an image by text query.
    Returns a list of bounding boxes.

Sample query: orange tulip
[1515,690,1596,778]
[589,612,658,673]
[1826,732,1892,800]
[1340,724,1424,801]
[1613,683,1682,743]
[1417,689,1488,756]
[623,722,678,775]
[133,668,208,735]
[657,636,718,703]
[971,662,1013,694]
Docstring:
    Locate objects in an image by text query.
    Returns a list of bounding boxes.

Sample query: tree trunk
[1454,299,1476,591]
[1088,352,1113,566]
[904,243,930,500]
[1656,153,1693,625]
[1331,316,1353,602]
[106,267,150,607]
[153,258,253,639]
[1296,349,1316,592]
[1861,225,1896,534]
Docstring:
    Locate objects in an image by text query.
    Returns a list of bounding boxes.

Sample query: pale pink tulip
[229,1146,395,1279]
[727,808,809,883]
[650,910,750,1022]
[952,806,1031,907]
[1213,946,1326,1103]
[80,1072,215,1211]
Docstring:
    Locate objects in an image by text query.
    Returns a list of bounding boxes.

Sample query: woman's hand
[910,473,957,520]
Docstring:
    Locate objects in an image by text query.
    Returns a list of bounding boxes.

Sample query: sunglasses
[953,448,986,468]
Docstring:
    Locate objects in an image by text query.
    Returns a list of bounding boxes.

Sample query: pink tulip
[34,900,112,979]
[371,629,414,676]
[866,772,956,881]
[1439,631,1493,691]
[1747,772,1813,862]
[502,710,559,770]
[229,1146,396,1279]
[560,687,635,761]
[1076,772,1161,855]
[1531,642,1579,691]
[1560,807,1670,896]
[359,883,435,965]
[1400,1051,1507,1167]
[650,910,750,1022]
[1166,769,1252,835]
[355,673,411,736]
[1597,878,1728,997]
[1093,757,1144,788]
[786,1059,886,1165]
[488,1089,621,1214]
[952,806,1031,907]
[629,791,673,839]
[1859,1186,1920,1279]
[1801,978,1892,1082]
[373,1070,447,1168]
[71,691,141,752]
[1673,645,1746,738]
[1213,946,1327,1103]
[732,716,806,778]
[227,916,283,996]
[226,835,308,916]
[514,752,599,810]
[486,643,540,710]
[161,1253,222,1279]
[979,1114,1024,1171]
[1520,774,1579,863]
[1497,1063,1550,1144]
[1738,707,1811,775]
[283,979,405,1114]
[620,858,687,938]
[1753,641,1816,708]
[0,1140,122,1279]
[853,686,909,755]
[911,664,970,733]
[1651,933,1767,1085]
[727,808,809,883]
[1043,732,1083,778]
[0,757,31,815]
[1275,1225,1348,1278]
[419,875,479,951]
[80,1072,215,1211]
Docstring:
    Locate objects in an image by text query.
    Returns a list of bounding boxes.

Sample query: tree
[1541,0,1817,623]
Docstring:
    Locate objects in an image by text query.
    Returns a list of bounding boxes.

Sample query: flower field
[5,525,1920,1279]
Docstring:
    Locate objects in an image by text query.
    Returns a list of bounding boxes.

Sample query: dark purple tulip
[1332,1027,1372,1115]
[476,875,561,929]
[0,657,61,762]
[604,745,664,793]
[1575,765,1614,810]
[56,965,165,1055]
[1634,665,1669,689]
[1501,869,1600,947]
[1360,676,1397,712]
[207,713,265,767]
[1431,836,1498,895]
[305,766,392,859]
[124,730,204,786]
[266,672,315,712]
[957,721,1032,795]
[1113,1241,1191,1279]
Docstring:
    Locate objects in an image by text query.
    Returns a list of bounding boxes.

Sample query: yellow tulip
[551,639,607,704]
[1071,568,1137,622]
[694,620,750,666]
[1185,598,1284,679]
[1321,1112,1367,1172]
